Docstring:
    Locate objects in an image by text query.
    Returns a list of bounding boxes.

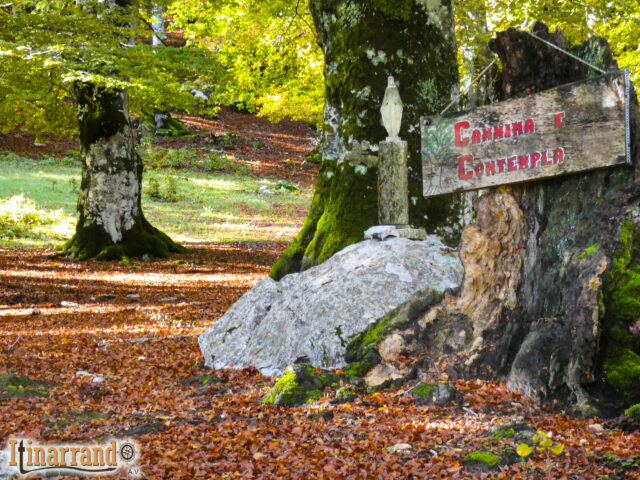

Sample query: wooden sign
[421,69,631,198]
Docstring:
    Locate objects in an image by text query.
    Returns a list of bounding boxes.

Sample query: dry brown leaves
[1,244,639,479]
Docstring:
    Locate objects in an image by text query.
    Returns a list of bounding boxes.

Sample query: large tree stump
[374,23,640,415]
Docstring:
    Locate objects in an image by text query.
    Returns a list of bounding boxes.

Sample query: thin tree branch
[138,13,168,47]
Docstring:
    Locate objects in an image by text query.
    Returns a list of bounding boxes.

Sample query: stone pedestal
[378,139,409,225]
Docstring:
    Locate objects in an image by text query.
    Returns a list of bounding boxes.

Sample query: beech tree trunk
[369,23,640,415]
[271,0,464,279]
[63,84,184,260]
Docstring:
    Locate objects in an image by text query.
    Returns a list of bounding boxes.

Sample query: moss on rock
[464,451,501,472]
[263,364,338,407]
[491,427,516,440]
[413,382,458,406]
[344,290,443,377]
[0,373,53,399]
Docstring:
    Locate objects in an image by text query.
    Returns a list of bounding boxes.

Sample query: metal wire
[522,29,606,74]
[440,57,498,116]
[440,27,608,116]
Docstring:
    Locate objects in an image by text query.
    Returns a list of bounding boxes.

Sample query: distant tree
[0,0,222,258]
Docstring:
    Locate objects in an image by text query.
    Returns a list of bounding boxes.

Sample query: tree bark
[271,0,463,279]
[63,83,184,260]
[374,22,640,415]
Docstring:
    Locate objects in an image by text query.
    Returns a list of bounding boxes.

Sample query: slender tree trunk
[63,83,184,260]
[151,5,165,47]
[271,0,463,279]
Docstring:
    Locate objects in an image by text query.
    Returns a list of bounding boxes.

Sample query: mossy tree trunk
[271,0,464,279]
[63,83,184,260]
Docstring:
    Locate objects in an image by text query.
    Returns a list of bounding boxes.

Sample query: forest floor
[1,112,640,479]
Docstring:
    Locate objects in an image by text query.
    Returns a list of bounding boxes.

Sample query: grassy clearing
[0,152,312,248]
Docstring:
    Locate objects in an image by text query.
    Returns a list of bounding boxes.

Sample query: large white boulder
[199,236,463,376]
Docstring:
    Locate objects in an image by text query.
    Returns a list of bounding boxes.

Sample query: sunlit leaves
[169,0,324,126]
[516,443,533,456]
[0,0,223,138]
[455,0,640,86]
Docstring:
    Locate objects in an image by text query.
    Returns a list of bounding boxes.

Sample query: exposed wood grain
[421,70,630,197]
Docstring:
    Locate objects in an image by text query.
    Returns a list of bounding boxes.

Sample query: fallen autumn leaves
[1,245,639,479]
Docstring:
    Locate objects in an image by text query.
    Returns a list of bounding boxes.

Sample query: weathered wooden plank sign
[421,69,631,198]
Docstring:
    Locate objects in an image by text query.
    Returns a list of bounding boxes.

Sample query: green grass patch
[0,154,312,248]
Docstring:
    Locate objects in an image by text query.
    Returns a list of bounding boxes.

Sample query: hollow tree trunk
[270,0,463,279]
[63,83,184,260]
[376,22,640,415]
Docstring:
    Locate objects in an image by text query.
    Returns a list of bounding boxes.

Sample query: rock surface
[199,236,463,376]
[0,450,18,480]
[413,382,458,406]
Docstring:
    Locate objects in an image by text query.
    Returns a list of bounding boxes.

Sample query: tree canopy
[2,0,640,140]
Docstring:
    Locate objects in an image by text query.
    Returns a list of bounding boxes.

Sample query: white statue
[380,76,403,141]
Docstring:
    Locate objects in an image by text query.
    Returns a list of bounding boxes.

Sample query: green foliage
[305,147,321,164]
[143,175,180,202]
[164,149,196,169]
[0,0,224,139]
[203,152,248,174]
[517,430,565,478]
[0,194,69,241]
[170,0,324,126]
[0,154,312,247]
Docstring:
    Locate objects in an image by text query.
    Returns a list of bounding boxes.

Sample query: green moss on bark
[301,164,378,269]
[63,214,185,261]
[605,221,640,321]
[625,403,640,421]
[65,83,186,261]
[601,221,640,394]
